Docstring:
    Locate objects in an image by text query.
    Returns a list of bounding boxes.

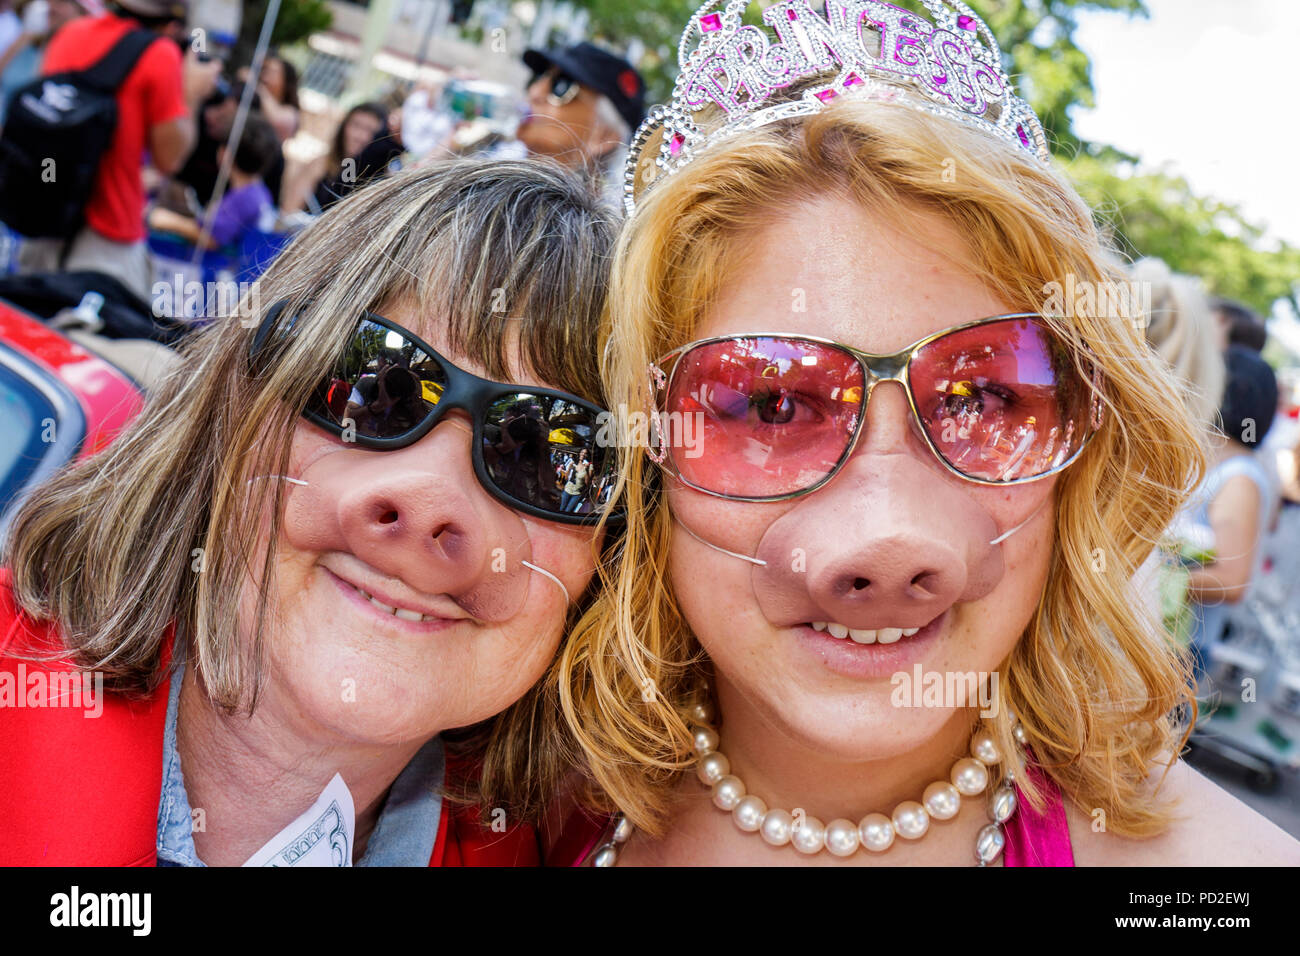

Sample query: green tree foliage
[1065,151,1300,317]
[571,0,717,102]
[233,0,333,72]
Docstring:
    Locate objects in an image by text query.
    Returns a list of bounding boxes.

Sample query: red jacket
[0,570,536,866]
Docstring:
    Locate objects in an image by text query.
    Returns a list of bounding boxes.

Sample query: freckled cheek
[668,524,766,658]
[956,498,1057,663]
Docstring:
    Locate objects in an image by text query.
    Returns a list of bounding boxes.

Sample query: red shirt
[0,569,539,866]
[41,14,187,243]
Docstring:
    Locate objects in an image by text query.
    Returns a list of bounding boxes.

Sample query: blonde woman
[0,158,620,866]
[544,0,1300,866]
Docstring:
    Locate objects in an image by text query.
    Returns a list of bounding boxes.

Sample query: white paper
[241,772,356,867]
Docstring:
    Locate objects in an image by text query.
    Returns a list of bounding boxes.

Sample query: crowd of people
[1131,259,1296,691]
[0,0,1298,875]
[0,0,645,304]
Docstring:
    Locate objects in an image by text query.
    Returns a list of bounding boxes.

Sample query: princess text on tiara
[624,0,1050,215]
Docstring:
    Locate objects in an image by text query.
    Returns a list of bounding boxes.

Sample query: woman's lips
[323,567,465,634]
[792,609,949,679]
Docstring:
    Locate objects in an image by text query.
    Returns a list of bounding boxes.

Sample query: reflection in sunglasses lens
[665,338,864,499]
[308,319,447,440]
[661,322,1092,496]
[550,71,579,102]
[483,393,613,517]
[910,319,1090,482]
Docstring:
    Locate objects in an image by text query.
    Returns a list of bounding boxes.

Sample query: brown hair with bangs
[3,154,618,763]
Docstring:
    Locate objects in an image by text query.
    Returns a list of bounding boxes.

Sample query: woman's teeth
[355,586,438,623]
[809,621,921,644]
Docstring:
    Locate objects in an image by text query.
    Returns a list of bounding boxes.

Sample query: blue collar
[155,661,445,867]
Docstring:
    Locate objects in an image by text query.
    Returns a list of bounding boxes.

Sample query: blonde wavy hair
[544,96,1206,839]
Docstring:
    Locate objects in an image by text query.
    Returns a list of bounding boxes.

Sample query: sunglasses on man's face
[251,302,621,525]
[532,67,581,107]
[647,314,1104,501]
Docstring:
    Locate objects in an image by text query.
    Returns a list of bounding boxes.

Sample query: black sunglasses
[532,66,581,106]
[250,301,621,525]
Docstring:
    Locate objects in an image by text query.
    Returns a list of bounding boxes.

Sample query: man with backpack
[4,0,218,299]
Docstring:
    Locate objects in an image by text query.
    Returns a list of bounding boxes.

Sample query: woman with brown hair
[250,49,300,141]
[0,157,621,866]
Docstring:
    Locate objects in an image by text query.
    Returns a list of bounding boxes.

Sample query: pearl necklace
[592,708,1027,867]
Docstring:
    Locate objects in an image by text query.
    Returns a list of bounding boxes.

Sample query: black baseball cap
[523,41,646,134]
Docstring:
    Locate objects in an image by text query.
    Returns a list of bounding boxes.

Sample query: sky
[1072,0,1300,343]
[1074,0,1297,247]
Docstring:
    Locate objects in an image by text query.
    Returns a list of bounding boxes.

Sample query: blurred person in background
[1207,298,1283,533]
[13,0,219,298]
[399,80,457,164]
[149,112,277,249]
[299,101,398,214]
[0,0,100,125]
[1133,257,1225,431]
[1130,258,1224,660]
[170,81,286,210]
[237,48,298,142]
[518,41,644,206]
[170,80,254,209]
[0,0,21,56]
[1212,298,1269,353]
[1184,346,1279,682]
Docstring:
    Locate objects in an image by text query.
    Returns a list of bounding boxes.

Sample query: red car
[0,298,144,538]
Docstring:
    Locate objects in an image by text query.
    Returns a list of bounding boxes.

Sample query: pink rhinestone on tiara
[623,0,1051,216]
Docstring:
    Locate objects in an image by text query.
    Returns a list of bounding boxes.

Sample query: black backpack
[0,270,193,346]
[0,29,158,240]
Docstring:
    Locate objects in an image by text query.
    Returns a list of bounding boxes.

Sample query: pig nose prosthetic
[252,469,571,618]
[673,455,1049,627]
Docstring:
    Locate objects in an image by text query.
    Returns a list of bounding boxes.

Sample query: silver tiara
[624,0,1050,215]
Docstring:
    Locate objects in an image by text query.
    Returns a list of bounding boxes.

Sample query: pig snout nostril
[910,570,942,595]
[378,509,399,525]
[852,577,870,591]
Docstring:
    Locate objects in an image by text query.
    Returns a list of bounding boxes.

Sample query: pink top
[553,762,1075,867]
[1002,760,1075,866]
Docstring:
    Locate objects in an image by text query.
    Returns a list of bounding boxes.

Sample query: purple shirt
[206,180,273,247]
